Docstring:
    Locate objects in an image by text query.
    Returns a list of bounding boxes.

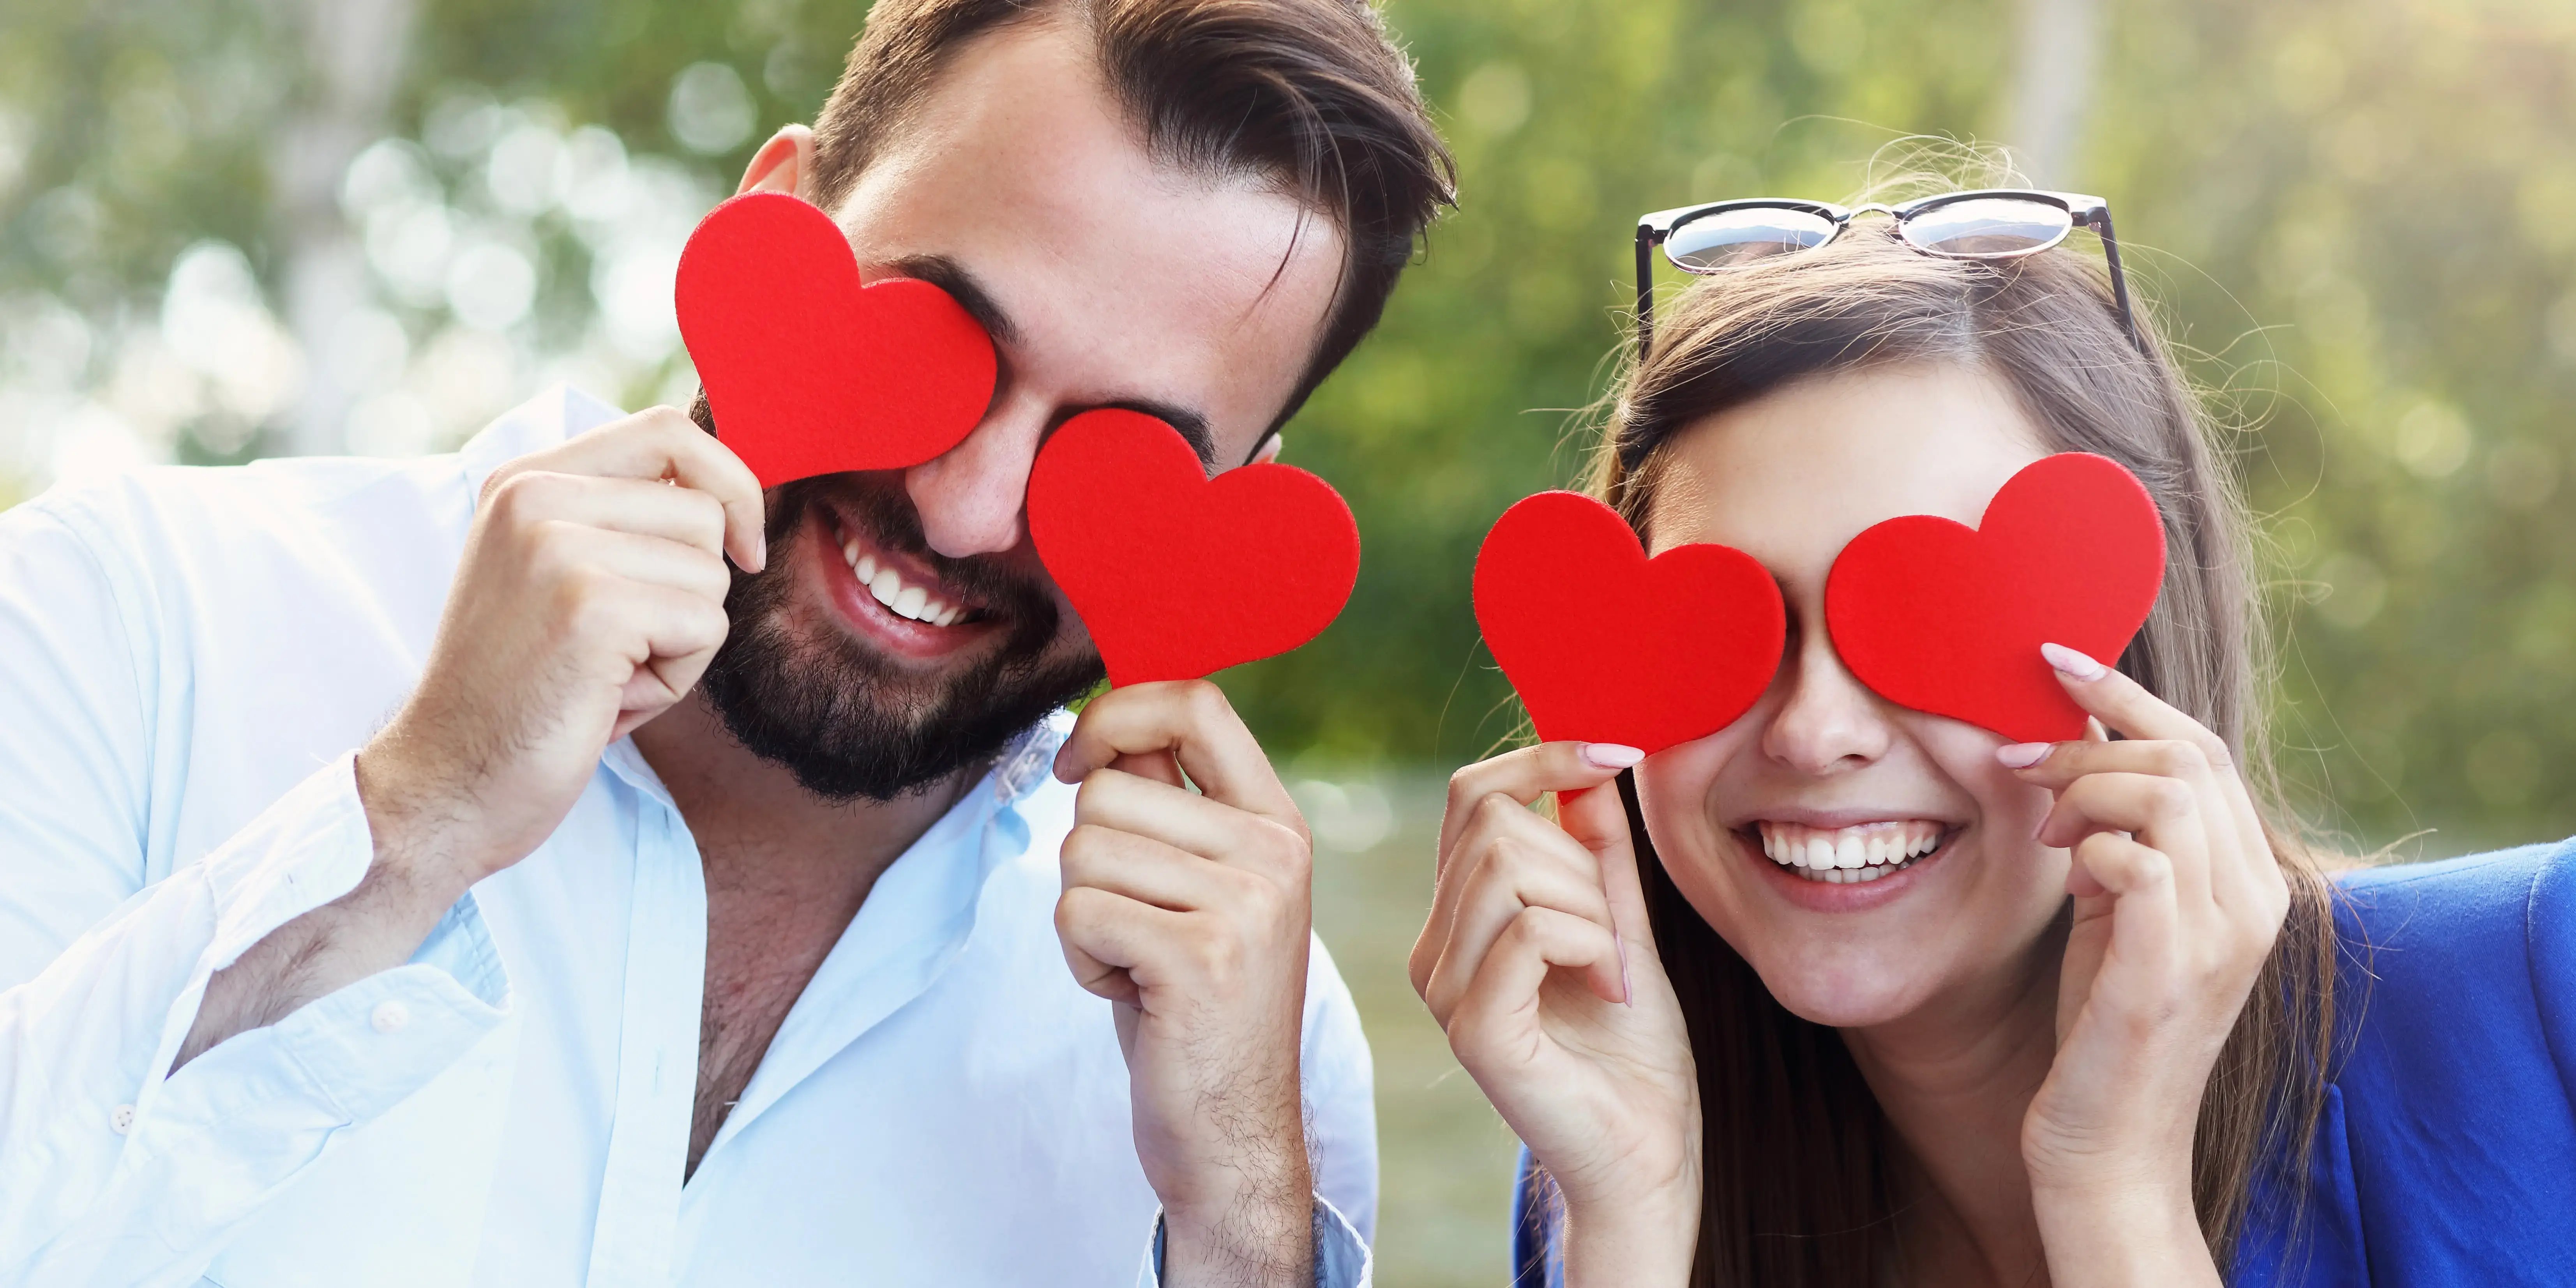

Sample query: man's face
[698,18,1347,800]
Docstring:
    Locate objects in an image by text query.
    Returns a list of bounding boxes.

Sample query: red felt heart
[1027,410,1361,687]
[675,191,997,489]
[1473,491,1786,753]
[1824,452,2166,744]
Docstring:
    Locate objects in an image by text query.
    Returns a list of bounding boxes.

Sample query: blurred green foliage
[4,0,2574,855]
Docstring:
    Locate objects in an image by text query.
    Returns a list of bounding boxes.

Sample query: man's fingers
[1437,741,1641,866]
[509,406,767,571]
[1075,768,1302,868]
[1061,822,1243,913]
[1054,884,1181,1008]
[491,471,732,556]
[1053,681,1301,830]
[531,525,734,603]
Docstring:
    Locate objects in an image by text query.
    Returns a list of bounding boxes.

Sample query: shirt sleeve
[1132,1198,1374,1288]
[1299,934,1378,1246]
[0,502,510,1286]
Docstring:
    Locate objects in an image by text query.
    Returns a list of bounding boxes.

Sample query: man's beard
[697,477,1105,803]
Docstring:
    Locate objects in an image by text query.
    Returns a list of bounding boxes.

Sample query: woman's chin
[1748,951,1939,1029]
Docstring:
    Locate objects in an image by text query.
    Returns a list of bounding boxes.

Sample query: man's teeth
[840,535,963,627]
[1755,820,1944,884]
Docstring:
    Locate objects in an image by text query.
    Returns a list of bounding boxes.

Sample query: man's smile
[806,502,1007,663]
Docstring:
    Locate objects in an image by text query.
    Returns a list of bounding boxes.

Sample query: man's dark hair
[809,0,1456,432]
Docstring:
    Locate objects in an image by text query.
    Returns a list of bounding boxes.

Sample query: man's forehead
[822,21,1344,465]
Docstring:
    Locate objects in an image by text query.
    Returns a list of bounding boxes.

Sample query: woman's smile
[1750,817,1949,884]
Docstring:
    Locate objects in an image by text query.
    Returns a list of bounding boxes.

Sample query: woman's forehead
[1642,363,2052,579]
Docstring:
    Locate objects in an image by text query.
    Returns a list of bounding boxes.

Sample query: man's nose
[904,393,1051,558]
[1759,627,1895,776]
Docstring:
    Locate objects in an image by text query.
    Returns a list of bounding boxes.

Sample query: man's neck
[631,692,982,896]
[632,693,990,1178]
[1839,924,2067,1286]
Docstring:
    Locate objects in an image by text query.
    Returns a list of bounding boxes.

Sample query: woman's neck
[1842,917,2069,1286]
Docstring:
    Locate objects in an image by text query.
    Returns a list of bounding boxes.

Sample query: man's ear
[738,125,816,198]
[1248,432,1285,466]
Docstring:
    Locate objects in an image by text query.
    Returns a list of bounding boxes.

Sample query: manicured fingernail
[1581,742,1645,769]
[1995,742,2052,769]
[1616,930,1634,1007]
[2040,642,2107,680]
[756,532,767,570]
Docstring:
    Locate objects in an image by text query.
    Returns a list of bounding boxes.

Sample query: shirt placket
[581,795,708,1288]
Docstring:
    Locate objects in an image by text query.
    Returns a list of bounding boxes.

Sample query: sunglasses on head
[1631,189,2144,362]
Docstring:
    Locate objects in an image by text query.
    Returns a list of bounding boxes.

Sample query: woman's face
[1636,362,2072,1030]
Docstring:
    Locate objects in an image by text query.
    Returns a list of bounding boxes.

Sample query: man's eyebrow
[885,253,1025,348]
[1098,400,1218,472]
[886,254,1217,471]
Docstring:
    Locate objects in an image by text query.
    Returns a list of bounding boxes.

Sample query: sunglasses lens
[1665,207,1839,271]
[1899,197,2074,258]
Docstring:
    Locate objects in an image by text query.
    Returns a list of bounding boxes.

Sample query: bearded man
[0,2,1451,1284]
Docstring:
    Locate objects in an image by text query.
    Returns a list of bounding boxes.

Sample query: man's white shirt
[0,387,1375,1287]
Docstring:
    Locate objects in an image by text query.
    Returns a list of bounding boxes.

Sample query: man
[0,0,1451,1283]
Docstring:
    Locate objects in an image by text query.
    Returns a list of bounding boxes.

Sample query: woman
[1412,192,2576,1286]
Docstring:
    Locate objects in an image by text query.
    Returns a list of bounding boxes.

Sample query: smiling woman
[1414,179,2576,1288]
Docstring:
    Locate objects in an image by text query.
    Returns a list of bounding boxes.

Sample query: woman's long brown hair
[1576,210,2345,1285]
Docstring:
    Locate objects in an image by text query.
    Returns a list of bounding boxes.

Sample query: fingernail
[1995,742,2052,769]
[2040,642,2107,681]
[754,532,768,571]
[1616,930,1634,1007]
[1581,742,1645,770]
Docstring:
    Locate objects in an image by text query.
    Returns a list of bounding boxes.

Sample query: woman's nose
[903,396,1051,558]
[1759,630,1895,776]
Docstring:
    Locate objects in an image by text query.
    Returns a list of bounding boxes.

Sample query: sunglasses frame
[1631,188,2144,362]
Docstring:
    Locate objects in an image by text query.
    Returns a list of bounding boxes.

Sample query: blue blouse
[1510,842,2576,1285]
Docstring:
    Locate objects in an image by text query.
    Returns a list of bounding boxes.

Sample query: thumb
[1557,776,1659,966]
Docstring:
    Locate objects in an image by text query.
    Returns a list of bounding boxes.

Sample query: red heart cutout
[1027,410,1360,687]
[675,191,997,489]
[1824,452,2166,743]
[1474,492,1786,753]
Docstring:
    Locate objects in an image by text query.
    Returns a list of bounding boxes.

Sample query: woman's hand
[2000,643,2292,1287]
[1409,742,1702,1287]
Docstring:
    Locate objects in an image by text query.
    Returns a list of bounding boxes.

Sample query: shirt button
[370,1000,411,1034]
[110,1104,135,1134]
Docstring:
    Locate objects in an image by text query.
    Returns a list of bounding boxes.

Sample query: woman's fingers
[1437,742,1642,867]
[1412,792,1614,1004]
[1422,826,1622,1024]
[2039,643,2229,758]
[2066,831,2181,1014]
[1444,905,1622,1069]
[1558,774,1657,981]
[2039,771,2212,913]
[2028,644,2279,915]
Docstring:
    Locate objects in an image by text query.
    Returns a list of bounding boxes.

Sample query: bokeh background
[2,0,2569,1281]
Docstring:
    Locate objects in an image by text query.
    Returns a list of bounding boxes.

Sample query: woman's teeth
[1755,820,1943,885]
[840,535,965,627]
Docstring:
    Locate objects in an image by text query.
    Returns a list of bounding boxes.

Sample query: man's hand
[178,407,763,1067]
[1051,681,1316,1288]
